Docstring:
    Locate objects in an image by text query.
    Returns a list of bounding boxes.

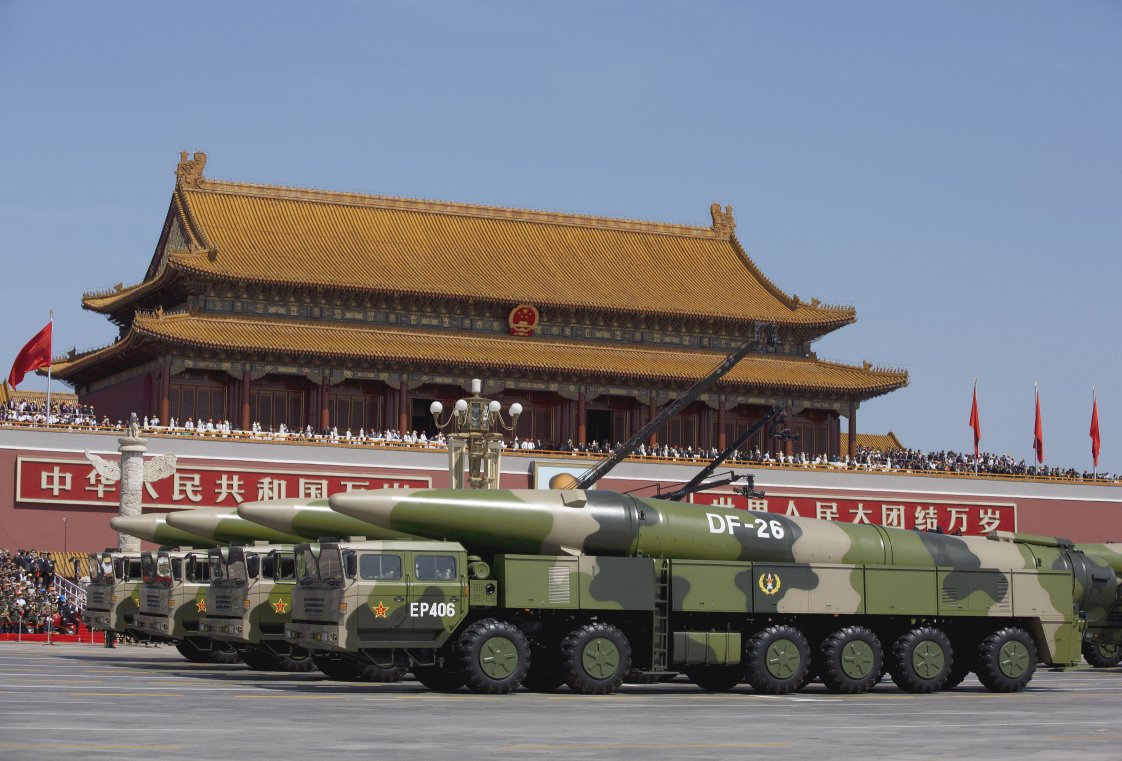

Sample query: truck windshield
[208,551,225,582]
[94,554,114,583]
[317,548,344,584]
[226,548,248,584]
[296,547,319,583]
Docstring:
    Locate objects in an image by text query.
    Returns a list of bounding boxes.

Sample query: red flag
[7,320,52,389]
[1032,385,1044,464]
[1091,391,1101,468]
[968,382,981,458]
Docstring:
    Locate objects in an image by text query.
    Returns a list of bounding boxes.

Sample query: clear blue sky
[1,1,1119,472]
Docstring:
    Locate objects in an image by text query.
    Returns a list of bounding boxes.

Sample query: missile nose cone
[109,516,157,535]
[165,507,236,537]
[329,490,403,527]
[237,498,313,531]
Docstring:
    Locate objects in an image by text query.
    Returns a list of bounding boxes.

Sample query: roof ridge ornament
[710,203,735,236]
[177,150,207,188]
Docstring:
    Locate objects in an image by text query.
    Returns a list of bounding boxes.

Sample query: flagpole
[974,377,978,474]
[45,310,53,428]
[1093,386,1097,480]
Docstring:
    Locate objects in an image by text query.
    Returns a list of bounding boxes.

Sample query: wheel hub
[765,639,801,678]
[912,641,945,679]
[840,640,875,679]
[998,641,1030,679]
[479,636,518,679]
[582,637,620,679]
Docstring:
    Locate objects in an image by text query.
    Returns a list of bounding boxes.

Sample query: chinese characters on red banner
[16,457,431,509]
[690,491,1015,536]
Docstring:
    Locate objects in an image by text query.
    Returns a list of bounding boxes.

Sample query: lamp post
[430,379,522,489]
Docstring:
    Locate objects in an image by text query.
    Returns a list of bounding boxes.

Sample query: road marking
[0,743,183,751]
[501,742,790,751]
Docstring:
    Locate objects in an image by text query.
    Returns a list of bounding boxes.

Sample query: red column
[577,390,586,445]
[398,380,409,434]
[241,370,251,431]
[159,363,170,424]
[648,396,657,448]
[717,399,727,451]
[320,375,330,432]
[848,401,857,459]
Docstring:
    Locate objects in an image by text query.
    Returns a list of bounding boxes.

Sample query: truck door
[409,552,464,638]
[356,551,410,633]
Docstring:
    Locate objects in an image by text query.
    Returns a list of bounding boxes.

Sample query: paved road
[1,642,1121,760]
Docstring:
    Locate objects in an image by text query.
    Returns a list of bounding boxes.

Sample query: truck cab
[288,540,470,679]
[201,543,313,671]
[134,547,237,663]
[81,550,145,639]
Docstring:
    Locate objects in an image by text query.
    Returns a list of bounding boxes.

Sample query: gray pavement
[1,642,1121,760]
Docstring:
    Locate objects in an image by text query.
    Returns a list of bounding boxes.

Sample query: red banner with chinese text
[15,457,431,509]
[690,490,1016,536]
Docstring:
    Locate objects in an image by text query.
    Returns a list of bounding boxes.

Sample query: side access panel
[865,567,937,615]
[495,555,578,609]
[671,560,753,613]
[577,557,655,611]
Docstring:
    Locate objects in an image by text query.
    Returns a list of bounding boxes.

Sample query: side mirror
[344,552,357,579]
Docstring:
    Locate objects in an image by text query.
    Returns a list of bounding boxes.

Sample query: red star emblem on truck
[196,599,206,613]
[272,598,288,614]
[372,601,389,618]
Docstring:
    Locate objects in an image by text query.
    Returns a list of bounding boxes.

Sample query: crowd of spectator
[2,397,97,426]
[0,549,81,635]
[0,395,1116,483]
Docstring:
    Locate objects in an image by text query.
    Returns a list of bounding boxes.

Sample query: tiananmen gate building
[51,152,907,458]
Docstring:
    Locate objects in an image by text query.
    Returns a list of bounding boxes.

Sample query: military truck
[134,547,239,663]
[282,487,1122,695]
[81,550,146,641]
[200,543,315,672]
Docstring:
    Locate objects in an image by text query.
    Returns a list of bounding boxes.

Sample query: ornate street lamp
[430,379,522,489]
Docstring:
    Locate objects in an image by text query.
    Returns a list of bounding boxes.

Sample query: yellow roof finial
[176,150,207,188]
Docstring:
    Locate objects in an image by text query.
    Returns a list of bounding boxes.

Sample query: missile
[110,514,216,547]
[329,487,1122,619]
[236,498,415,541]
[165,506,304,544]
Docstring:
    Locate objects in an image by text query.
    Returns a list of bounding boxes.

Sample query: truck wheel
[744,625,810,695]
[1082,640,1122,668]
[942,658,972,690]
[277,653,317,673]
[412,665,466,691]
[976,627,1037,692]
[361,664,408,682]
[686,664,745,692]
[456,619,530,694]
[175,639,211,663]
[888,627,952,693]
[818,626,883,694]
[560,622,632,695]
[313,653,367,680]
[208,641,242,664]
[238,647,283,671]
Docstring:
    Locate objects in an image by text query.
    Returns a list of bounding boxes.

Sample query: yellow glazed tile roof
[52,313,907,398]
[86,154,856,328]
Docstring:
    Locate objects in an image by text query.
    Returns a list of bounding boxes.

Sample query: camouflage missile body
[319,487,1122,694]
[237,498,415,542]
[81,550,145,638]
[110,514,216,548]
[200,542,316,672]
[134,546,239,663]
[165,506,304,544]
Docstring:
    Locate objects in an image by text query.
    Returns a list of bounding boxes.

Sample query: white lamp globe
[509,403,523,417]
[454,399,468,413]
[429,401,443,416]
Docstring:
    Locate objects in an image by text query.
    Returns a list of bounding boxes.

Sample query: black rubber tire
[362,664,408,682]
[208,641,242,664]
[455,618,530,694]
[238,647,284,671]
[817,626,883,694]
[412,665,466,691]
[942,658,972,690]
[313,653,368,680]
[277,652,317,673]
[560,622,632,695]
[685,664,745,692]
[1082,639,1122,668]
[888,627,952,693]
[976,627,1037,693]
[175,639,211,663]
[744,625,810,695]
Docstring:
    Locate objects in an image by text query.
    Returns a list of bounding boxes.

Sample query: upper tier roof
[84,152,856,330]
